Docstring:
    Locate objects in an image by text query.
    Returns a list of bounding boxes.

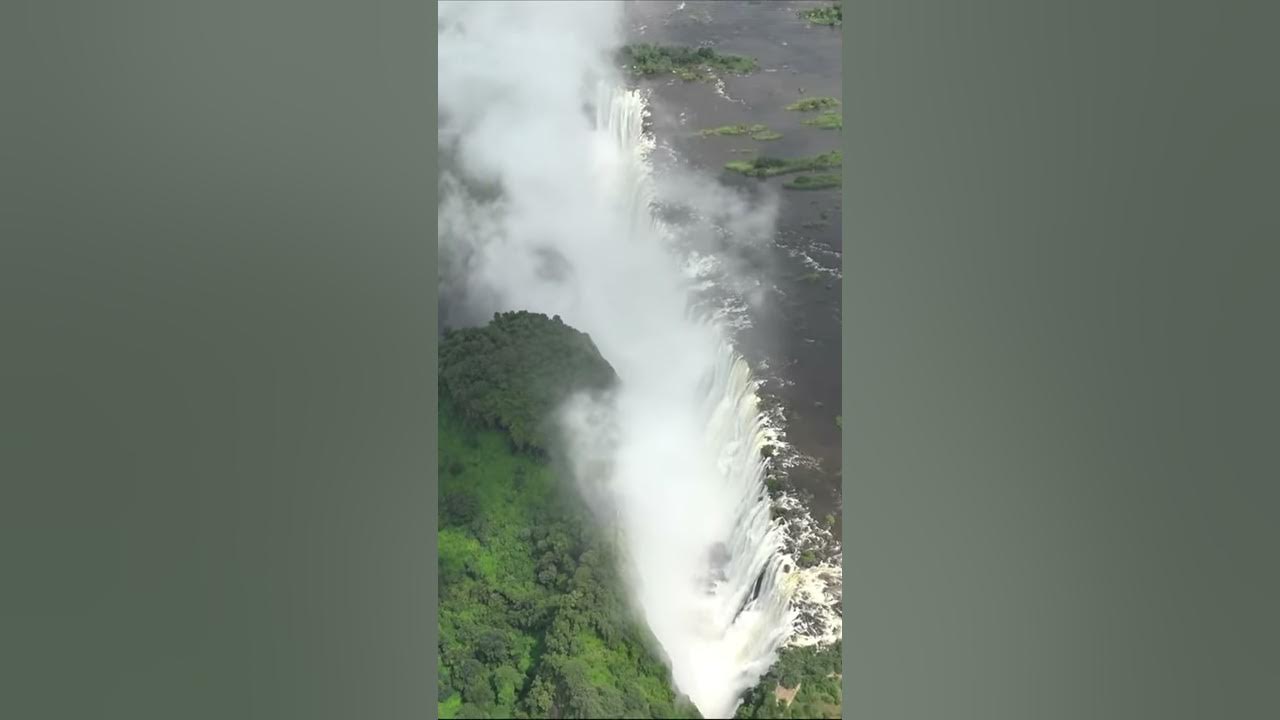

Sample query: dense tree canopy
[438,311,840,719]
[438,313,698,719]
[439,311,617,453]
[733,642,843,719]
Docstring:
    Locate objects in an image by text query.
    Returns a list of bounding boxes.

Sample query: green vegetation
[440,311,616,454]
[726,151,842,178]
[699,124,783,141]
[785,97,841,112]
[699,123,768,137]
[439,313,700,719]
[835,415,842,429]
[799,3,843,27]
[621,43,758,81]
[802,112,842,130]
[783,173,842,190]
[734,642,843,719]
[439,691,463,719]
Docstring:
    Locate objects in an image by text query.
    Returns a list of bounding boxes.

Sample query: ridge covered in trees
[438,311,841,718]
[438,312,699,719]
[440,311,618,453]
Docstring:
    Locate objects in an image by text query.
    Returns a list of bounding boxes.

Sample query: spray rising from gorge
[438,3,801,716]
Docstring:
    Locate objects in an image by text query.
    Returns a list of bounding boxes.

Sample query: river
[625,1,843,535]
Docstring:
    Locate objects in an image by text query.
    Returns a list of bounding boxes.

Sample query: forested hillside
[438,311,839,718]
[438,312,698,719]
[439,311,617,454]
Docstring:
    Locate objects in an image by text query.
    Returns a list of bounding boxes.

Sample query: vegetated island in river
[785,97,843,131]
[620,43,758,81]
[699,123,783,141]
[784,173,842,190]
[802,112,842,130]
[438,311,841,718]
[726,151,843,179]
[785,96,840,112]
[800,2,843,27]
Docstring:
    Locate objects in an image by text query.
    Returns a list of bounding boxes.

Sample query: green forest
[439,311,617,454]
[438,312,697,718]
[733,643,843,719]
[438,311,839,718]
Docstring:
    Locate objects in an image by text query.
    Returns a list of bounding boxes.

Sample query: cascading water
[560,86,797,719]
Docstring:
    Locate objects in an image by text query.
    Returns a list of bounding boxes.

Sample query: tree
[458,658,494,706]
[475,628,512,666]
[439,551,464,587]
[438,663,452,699]
[492,666,523,708]
[441,487,479,526]
[522,676,555,717]
[623,683,652,716]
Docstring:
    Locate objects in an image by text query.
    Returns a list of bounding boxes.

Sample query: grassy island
[785,97,841,112]
[784,173,842,190]
[802,112,842,130]
[800,3,843,27]
[621,43,758,81]
[726,151,843,178]
[699,124,783,141]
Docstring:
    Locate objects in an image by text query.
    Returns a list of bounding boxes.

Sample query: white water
[557,86,798,719]
[438,4,801,716]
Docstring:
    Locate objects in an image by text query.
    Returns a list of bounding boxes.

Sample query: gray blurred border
[4,2,437,718]
[844,2,1279,719]
[426,5,439,715]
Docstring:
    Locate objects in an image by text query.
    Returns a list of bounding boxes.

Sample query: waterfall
[575,86,797,719]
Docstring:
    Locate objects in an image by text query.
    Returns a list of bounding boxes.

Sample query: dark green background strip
[844,2,1279,718]
[2,2,437,718]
